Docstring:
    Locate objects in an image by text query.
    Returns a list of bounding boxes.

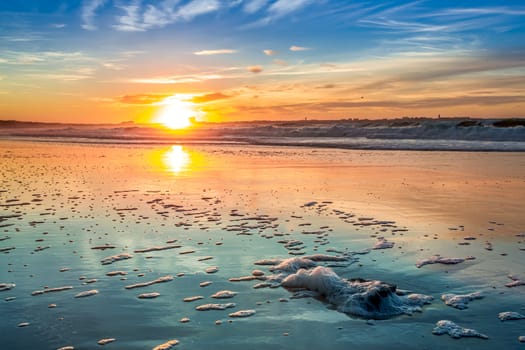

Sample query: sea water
[1,140,524,349]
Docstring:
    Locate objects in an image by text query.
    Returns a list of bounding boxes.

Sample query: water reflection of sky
[163,145,190,174]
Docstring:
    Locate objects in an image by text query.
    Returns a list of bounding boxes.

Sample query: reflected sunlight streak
[163,145,190,174]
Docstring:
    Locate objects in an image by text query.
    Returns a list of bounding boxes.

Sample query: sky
[1,0,525,124]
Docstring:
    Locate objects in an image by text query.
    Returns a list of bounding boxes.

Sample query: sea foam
[254,256,432,319]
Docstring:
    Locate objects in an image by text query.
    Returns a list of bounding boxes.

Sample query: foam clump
[281,266,432,319]
[106,271,127,276]
[205,266,219,274]
[441,292,483,309]
[195,303,236,311]
[0,283,15,291]
[432,320,488,339]
[32,286,73,296]
[138,292,160,299]
[125,275,173,289]
[498,311,525,321]
[97,338,116,345]
[152,339,179,350]
[183,296,203,302]
[100,253,133,265]
[134,245,180,253]
[74,289,98,298]
[505,275,525,288]
[416,255,470,268]
[229,310,256,318]
[372,239,394,250]
[211,290,237,299]
[57,346,75,350]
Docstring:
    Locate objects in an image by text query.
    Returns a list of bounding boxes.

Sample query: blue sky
[1,0,524,123]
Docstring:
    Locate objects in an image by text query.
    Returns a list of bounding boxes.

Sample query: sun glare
[156,94,200,129]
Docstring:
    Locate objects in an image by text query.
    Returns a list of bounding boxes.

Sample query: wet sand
[0,140,524,349]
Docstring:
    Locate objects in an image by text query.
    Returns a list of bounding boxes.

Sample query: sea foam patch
[253,256,432,319]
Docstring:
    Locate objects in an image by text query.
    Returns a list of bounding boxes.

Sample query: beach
[1,139,524,349]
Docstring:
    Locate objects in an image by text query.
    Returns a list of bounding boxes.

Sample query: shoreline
[2,136,525,152]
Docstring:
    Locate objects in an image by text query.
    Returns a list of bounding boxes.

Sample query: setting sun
[155,94,200,129]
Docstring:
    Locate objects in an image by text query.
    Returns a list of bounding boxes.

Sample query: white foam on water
[100,253,133,265]
[32,286,73,296]
[125,275,173,290]
[0,283,15,291]
[97,338,116,345]
[229,310,256,318]
[498,311,525,321]
[138,292,160,299]
[253,255,431,319]
[441,292,483,309]
[281,266,432,319]
[74,289,98,298]
[195,303,236,311]
[211,290,237,299]
[416,255,473,268]
[432,320,488,339]
[152,339,179,350]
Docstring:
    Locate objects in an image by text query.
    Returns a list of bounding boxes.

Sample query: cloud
[273,59,288,66]
[243,0,268,14]
[111,0,221,32]
[28,73,92,81]
[112,1,146,32]
[117,93,171,105]
[194,49,237,55]
[247,65,263,73]
[51,23,66,29]
[131,73,224,84]
[192,92,230,103]
[143,1,179,28]
[244,0,314,27]
[290,45,310,51]
[177,0,220,21]
[263,49,277,56]
[267,0,313,18]
[18,55,46,64]
[81,0,107,30]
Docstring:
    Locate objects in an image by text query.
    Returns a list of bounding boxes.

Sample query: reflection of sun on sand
[163,145,190,174]
[155,94,201,130]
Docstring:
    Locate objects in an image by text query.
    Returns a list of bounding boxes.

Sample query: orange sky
[1,1,525,124]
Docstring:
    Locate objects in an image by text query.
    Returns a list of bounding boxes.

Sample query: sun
[155,94,200,129]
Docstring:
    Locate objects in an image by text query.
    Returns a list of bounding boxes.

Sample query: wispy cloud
[192,92,230,103]
[131,73,224,84]
[427,7,525,17]
[273,59,288,66]
[194,49,237,55]
[243,0,268,14]
[263,49,277,56]
[247,65,263,73]
[289,45,309,51]
[112,1,145,32]
[111,0,221,32]
[81,0,107,30]
[245,0,314,27]
[117,93,171,105]
[267,0,313,18]
[177,0,220,21]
